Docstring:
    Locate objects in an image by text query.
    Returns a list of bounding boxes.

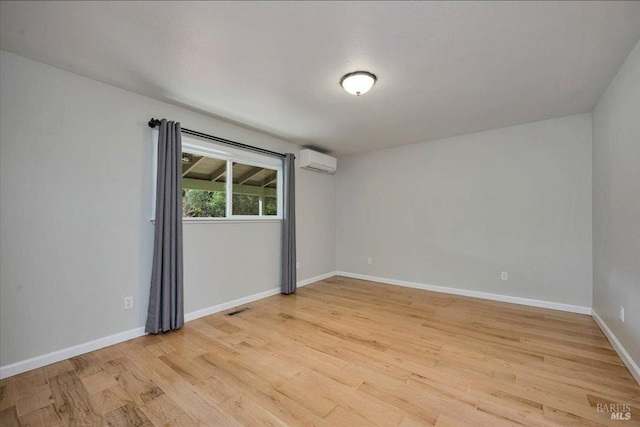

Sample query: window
[231,162,278,216]
[181,153,227,218]
[152,132,282,221]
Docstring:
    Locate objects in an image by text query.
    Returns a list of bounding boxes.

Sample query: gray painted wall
[592,39,640,364]
[336,114,593,307]
[0,51,336,366]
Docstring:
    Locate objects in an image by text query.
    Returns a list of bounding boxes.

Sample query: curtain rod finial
[148,118,159,128]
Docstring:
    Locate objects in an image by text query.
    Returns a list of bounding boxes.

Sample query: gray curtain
[281,153,297,294]
[146,119,184,333]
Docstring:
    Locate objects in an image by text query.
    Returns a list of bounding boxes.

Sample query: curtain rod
[148,118,288,159]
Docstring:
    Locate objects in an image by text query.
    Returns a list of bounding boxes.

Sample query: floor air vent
[226,307,250,316]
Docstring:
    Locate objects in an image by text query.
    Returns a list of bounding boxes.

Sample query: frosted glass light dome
[340,71,377,96]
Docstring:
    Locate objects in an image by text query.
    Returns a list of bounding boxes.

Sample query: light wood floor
[1,276,638,426]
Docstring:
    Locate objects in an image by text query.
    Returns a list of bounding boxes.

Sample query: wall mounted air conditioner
[299,149,337,174]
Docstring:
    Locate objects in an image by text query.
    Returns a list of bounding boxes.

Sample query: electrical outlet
[620,306,625,323]
[501,271,508,280]
[296,262,300,270]
[367,258,373,265]
[124,296,134,310]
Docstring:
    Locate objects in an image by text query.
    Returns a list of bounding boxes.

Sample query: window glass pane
[264,196,277,216]
[232,162,278,216]
[183,189,226,217]
[181,152,227,218]
[232,193,260,215]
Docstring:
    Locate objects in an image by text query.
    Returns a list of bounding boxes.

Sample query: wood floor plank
[220,393,288,427]
[80,370,119,396]
[88,384,131,416]
[159,352,217,385]
[322,405,379,427]
[104,401,153,427]
[15,383,54,417]
[69,354,104,378]
[0,381,16,411]
[192,375,238,405]
[113,370,164,406]
[0,406,20,427]
[19,404,63,427]
[138,394,185,426]
[1,276,639,426]
[159,380,242,426]
[357,381,442,425]
[49,371,103,426]
[163,413,199,426]
[11,370,47,396]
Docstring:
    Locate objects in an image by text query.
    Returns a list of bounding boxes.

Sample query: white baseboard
[185,271,337,322]
[592,311,640,385]
[297,271,337,288]
[336,271,592,315]
[0,326,147,380]
[184,287,281,322]
[0,271,337,380]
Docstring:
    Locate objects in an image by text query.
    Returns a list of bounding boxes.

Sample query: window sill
[150,218,282,224]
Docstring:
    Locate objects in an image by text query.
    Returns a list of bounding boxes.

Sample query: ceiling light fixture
[340,71,377,96]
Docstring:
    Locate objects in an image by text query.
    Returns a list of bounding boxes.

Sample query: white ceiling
[1,1,640,155]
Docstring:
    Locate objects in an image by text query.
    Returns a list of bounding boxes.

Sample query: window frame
[151,130,283,222]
